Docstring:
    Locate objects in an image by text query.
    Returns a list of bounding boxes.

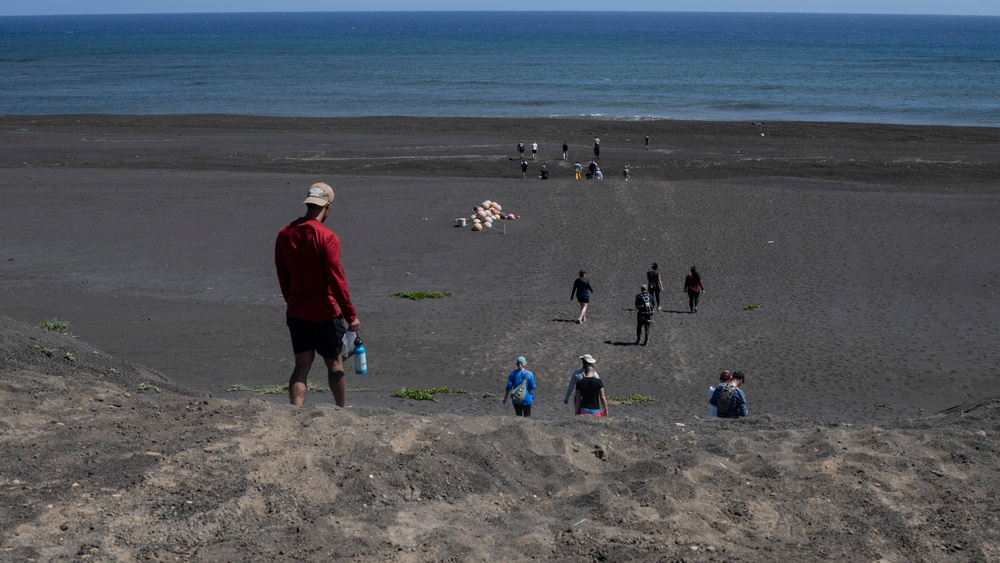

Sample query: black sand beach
[2,115,999,560]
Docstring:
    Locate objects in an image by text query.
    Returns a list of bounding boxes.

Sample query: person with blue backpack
[502,356,537,417]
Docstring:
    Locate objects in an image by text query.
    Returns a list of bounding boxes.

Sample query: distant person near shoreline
[593,137,601,160]
[275,182,361,407]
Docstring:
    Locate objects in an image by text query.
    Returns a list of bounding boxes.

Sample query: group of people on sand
[571,265,705,330]
[499,353,748,419]
[273,180,744,419]
[518,136,638,181]
[501,354,608,418]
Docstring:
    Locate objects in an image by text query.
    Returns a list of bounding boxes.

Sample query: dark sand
[2,115,1000,560]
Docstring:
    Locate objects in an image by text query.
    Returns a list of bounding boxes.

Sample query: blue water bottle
[353,336,367,375]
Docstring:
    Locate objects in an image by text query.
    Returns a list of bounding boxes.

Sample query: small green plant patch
[391,387,458,401]
[138,382,161,393]
[64,352,75,362]
[34,345,55,358]
[40,320,68,333]
[227,381,328,394]
[874,403,888,408]
[742,304,763,311]
[613,394,656,405]
[390,291,453,301]
[349,387,378,393]
[482,392,500,398]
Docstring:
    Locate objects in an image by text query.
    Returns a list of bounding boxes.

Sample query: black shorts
[286,315,347,359]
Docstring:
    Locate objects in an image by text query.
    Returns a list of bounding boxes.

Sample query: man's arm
[322,234,359,329]
[564,373,577,404]
[274,241,289,301]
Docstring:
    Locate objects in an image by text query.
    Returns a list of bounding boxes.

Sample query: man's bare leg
[324,355,347,407]
[289,350,315,406]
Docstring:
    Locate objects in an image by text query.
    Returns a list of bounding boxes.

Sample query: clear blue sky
[3,1,999,16]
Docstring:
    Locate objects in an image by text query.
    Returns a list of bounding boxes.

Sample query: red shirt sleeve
[321,232,357,324]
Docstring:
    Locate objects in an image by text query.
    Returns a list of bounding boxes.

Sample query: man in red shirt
[275,182,361,407]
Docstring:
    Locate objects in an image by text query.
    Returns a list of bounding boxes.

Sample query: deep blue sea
[2,12,999,126]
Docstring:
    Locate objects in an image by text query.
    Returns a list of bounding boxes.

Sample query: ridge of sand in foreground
[1,316,998,561]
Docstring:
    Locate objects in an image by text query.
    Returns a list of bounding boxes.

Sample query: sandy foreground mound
[1,316,998,562]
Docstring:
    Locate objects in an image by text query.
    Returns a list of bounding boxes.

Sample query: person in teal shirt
[502,356,536,417]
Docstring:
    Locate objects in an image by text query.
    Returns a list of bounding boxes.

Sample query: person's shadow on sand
[604,340,639,346]
[552,319,578,323]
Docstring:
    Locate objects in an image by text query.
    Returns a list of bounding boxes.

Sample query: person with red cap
[708,371,732,417]
[275,182,361,407]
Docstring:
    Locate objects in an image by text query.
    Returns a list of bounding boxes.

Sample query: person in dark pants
[646,263,663,310]
[562,141,569,159]
[634,284,654,345]
[502,356,536,417]
[517,140,525,158]
[520,159,528,178]
[684,266,705,313]
[587,160,597,180]
[593,137,601,160]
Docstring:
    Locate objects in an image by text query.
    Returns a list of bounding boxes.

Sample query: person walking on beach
[710,370,747,418]
[573,161,582,180]
[634,284,654,346]
[594,166,603,181]
[587,160,597,180]
[520,159,528,178]
[575,364,608,417]
[562,141,569,160]
[623,165,631,181]
[571,270,593,324]
[275,182,361,407]
[684,266,705,313]
[539,165,549,180]
[502,356,536,417]
[708,370,731,417]
[517,141,525,158]
[593,137,601,160]
[646,263,663,310]
[564,354,600,409]
[531,141,538,160]
[645,135,649,150]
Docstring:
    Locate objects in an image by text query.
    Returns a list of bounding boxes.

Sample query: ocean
[2,11,999,126]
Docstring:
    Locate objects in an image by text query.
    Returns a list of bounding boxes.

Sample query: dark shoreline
[3,114,1000,187]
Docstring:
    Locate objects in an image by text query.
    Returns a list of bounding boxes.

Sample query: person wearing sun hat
[502,356,536,417]
[275,182,361,408]
[564,353,600,411]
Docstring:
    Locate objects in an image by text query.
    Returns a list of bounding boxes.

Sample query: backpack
[509,372,528,404]
[712,384,737,416]
[637,292,653,316]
